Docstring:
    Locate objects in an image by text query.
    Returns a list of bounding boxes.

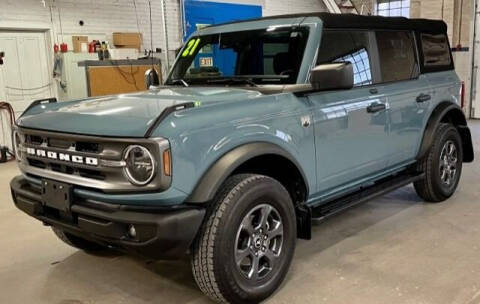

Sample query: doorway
[0,30,54,113]
[0,30,54,150]
[472,3,480,118]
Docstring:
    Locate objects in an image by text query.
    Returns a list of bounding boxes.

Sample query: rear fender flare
[417,102,474,162]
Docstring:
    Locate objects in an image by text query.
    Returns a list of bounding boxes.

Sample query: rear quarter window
[421,33,452,67]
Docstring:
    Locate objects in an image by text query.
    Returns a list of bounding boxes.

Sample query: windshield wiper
[207,77,257,87]
[170,79,189,87]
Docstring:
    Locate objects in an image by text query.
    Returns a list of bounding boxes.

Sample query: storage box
[72,36,88,53]
[113,33,142,50]
[109,48,139,60]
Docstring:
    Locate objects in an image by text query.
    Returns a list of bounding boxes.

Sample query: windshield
[167,27,309,86]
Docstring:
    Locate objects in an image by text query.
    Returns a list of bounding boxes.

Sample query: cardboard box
[113,32,142,50]
[72,36,88,53]
[109,48,139,60]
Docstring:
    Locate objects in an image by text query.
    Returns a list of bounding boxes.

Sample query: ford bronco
[10,13,474,304]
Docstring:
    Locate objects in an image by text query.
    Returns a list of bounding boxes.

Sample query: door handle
[416,94,431,103]
[366,103,386,113]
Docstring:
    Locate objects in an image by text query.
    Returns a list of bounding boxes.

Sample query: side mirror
[144,68,160,89]
[310,62,354,91]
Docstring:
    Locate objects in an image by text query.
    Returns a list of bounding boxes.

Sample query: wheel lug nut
[264,235,268,240]
[259,229,263,233]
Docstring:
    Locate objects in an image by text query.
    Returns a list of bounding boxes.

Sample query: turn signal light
[163,149,171,176]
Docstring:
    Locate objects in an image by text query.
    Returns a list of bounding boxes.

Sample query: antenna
[146,0,160,87]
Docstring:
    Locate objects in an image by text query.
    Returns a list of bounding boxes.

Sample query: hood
[17,87,261,137]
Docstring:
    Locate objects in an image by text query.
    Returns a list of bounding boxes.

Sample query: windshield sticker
[182,38,201,57]
[200,57,213,67]
[190,39,201,55]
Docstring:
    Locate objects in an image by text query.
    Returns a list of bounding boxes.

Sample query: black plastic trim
[187,142,309,203]
[144,102,195,138]
[10,175,205,259]
[416,102,474,162]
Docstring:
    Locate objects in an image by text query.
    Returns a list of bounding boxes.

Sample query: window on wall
[376,0,410,17]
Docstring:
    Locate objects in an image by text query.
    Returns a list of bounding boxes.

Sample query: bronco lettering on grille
[26,147,98,166]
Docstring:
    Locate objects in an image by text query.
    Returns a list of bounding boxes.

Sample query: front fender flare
[186,142,308,203]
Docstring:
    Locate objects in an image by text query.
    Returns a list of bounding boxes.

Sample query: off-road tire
[414,123,463,202]
[191,174,296,304]
[52,227,106,252]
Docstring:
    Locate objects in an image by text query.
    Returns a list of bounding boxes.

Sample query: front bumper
[10,175,205,259]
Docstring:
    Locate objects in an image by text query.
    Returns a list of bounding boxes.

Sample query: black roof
[212,13,447,34]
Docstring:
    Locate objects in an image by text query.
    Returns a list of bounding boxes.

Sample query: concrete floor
[1,121,479,304]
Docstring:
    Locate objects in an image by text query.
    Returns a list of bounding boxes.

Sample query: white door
[473,6,480,118]
[0,31,54,114]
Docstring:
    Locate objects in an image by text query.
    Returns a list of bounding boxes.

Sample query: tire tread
[191,174,273,303]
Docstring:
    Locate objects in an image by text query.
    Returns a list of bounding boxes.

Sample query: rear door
[374,30,431,167]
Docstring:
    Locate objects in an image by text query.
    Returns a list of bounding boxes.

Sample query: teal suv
[10,13,474,303]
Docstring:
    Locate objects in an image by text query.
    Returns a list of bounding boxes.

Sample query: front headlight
[123,145,156,186]
[12,130,23,161]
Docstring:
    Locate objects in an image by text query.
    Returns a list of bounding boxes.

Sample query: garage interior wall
[0,0,328,149]
[410,0,474,117]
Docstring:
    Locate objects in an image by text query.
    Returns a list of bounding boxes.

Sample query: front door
[309,30,390,197]
[308,87,389,196]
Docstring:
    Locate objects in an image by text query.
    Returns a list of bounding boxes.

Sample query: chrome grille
[15,128,171,193]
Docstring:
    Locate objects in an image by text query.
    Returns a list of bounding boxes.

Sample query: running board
[296,171,424,239]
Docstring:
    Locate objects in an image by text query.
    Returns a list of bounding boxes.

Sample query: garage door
[473,6,480,118]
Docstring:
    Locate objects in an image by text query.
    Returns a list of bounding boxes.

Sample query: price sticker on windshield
[200,57,213,67]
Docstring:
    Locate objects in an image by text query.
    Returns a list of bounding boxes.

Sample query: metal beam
[321,0,342,14]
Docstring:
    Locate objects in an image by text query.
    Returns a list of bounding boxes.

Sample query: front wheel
[191,174,296,304]
[414,123,463,202]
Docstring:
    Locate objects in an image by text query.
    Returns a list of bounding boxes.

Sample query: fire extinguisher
[60,43,68,52]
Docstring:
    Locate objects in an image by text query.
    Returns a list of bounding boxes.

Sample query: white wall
[0,0,327,71]
[0,0,328,149]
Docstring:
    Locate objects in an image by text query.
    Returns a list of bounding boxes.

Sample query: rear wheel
[52,227,106,252]
[191,174,296,304]
[414,123,463,202]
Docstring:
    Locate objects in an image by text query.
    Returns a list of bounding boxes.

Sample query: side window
[263,43,289,75]
[421,33,452,67]
[375,31,418,83]
[317,31,374,87]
